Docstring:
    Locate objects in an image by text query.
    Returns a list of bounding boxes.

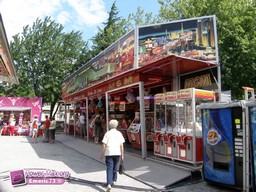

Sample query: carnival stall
[62,15,220,161]
[0,97,43,136]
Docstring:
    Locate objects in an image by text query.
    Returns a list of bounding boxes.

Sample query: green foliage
[157,0,256,99]
[126,6,158,29]
[9,16,87,116]
[91,1,127,55]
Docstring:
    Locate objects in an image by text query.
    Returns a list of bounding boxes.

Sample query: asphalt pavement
[0,134,237,192]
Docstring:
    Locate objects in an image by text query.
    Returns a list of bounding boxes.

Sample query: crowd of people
[31,115,57,143]
[74,111,106,144]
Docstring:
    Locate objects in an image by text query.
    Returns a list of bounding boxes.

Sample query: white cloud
[56,10,71,26]
[66,0,108,26]
[0,0,108,41]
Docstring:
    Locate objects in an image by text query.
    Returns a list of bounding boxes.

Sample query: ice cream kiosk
[152,88,214,164]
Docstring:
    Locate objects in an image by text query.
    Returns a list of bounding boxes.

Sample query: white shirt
[102,129,125,156]
[79,115,85,124]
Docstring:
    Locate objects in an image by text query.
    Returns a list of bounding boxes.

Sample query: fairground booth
[0,97,43,136]
[62,15,220,167]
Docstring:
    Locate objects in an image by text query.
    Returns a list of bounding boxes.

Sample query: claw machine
[152,88,214,164]
[174,88,214,164]
[152,93,166,156]
[164,91,178,158]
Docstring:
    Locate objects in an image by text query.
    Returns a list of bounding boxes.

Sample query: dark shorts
[94,126,101,137]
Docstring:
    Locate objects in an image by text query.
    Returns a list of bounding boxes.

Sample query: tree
[157,0,256,99]
[126,6,158,30]
[9,16,87,117]
[91,1,127,55]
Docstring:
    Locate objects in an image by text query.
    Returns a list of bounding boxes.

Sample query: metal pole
[244,102,250,192]
[105,92,109,131]
[86,97,89,142]
[73,102,76,138]
[192,88,196,165]
[139,81,147,158]
[64,103,67,134]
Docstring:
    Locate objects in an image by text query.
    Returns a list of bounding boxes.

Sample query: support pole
[139,81,147,158]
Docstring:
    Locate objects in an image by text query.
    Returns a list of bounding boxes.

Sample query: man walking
[100,119,125,192]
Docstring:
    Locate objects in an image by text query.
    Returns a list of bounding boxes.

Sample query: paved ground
[0,134,237,192]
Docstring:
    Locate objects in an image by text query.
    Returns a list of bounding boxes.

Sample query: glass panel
[166,101,176,132]
[155,103,166,131]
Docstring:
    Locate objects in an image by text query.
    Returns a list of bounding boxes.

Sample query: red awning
[63,55,217,103]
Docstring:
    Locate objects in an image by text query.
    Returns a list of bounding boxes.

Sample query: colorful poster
[138,16,218,66]
[62,31,135,97]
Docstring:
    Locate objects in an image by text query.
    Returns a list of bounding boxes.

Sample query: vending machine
[245,100,256,192]
[200,101,245,190]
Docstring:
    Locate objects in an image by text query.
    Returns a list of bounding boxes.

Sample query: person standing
[31,119,38,143]
[94,113,102,143]
[49,117,56,144]
[100,119,125,192]
[44,115,51,142]
[79,113,85,138]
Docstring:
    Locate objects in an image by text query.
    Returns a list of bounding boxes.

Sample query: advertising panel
[138,16,218,66]
[62,30,135,97]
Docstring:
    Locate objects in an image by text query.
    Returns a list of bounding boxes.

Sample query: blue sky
[0,0,160,42]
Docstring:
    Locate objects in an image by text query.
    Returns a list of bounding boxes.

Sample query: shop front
[62,15,220,160]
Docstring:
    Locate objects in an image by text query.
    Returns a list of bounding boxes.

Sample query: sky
[0,0,160,43]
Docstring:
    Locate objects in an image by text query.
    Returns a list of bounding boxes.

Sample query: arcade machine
[127,111,154,150]
[152,93,166,156]
[153,88,214,165]
[127,95,154,150]
[164,91,178,158]
[174,88,214,164]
